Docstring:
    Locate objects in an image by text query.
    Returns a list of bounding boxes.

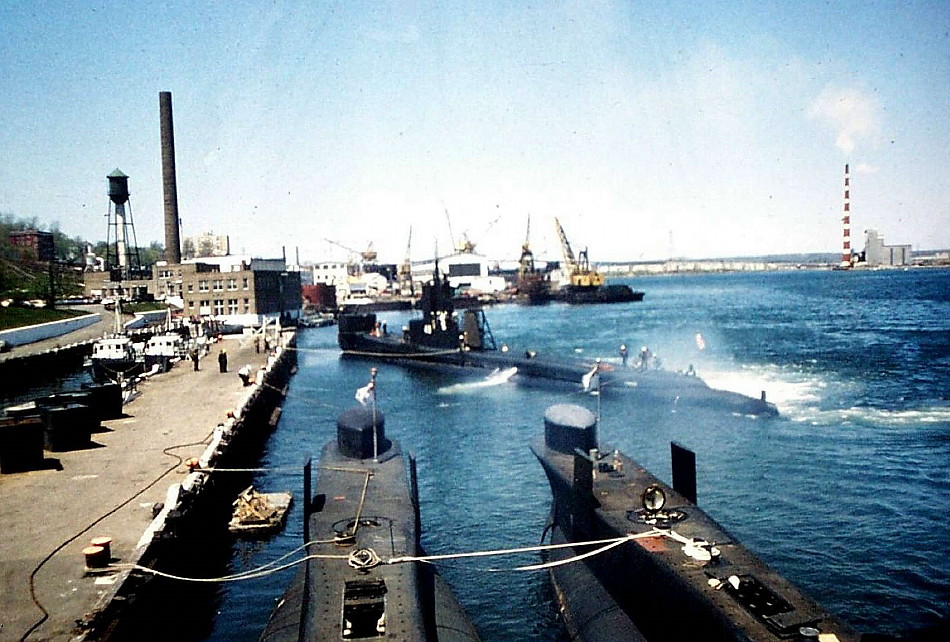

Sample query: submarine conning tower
[337,406,390,460]
[544,403,597,455]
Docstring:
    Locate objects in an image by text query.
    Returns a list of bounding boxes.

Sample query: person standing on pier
[218,349,228,373]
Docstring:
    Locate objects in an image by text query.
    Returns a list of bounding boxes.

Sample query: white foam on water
[699,363,827,410]
[437,367,518,395]
[698,361,950,430]
[795,404,950,428]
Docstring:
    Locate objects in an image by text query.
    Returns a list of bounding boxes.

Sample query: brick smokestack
[160,91,182,264]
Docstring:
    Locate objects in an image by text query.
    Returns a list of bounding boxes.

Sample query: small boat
[531,403,859,641]
[143,332,185,373]
[89,299,145,383]
[89,336,144,383]
[228,486,292,537]
[259,402,480,641]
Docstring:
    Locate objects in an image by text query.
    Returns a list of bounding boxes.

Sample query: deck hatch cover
[724,574,820,636]
[342,578,387,638]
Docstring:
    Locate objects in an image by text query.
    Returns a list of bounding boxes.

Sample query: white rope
[115,551,349,583]
[190,466,300,473]
[514,536,633,571]
[113,529,683,583]
[387,532,658,566]
[348,548,382,570]
[112,536,340,583]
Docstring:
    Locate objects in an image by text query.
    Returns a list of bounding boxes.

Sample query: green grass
[0,306,86,331]
[125,302,172,313]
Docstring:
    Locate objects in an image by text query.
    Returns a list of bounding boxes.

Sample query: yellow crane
[553,217,605,289]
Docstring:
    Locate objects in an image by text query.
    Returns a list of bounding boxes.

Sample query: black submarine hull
[338,320,777,417]
[259,406,480,642]
[531,403,860,642]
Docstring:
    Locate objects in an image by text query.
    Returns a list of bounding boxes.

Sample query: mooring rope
[188,466,302,473]
[387,530,663,571]
[114,552,350,583]
[349,470,374,538]
[114,530,671,584]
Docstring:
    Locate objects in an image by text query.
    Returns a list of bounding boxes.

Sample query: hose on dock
[19,434,215,641]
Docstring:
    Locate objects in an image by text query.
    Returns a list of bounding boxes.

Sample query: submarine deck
[260,436,480,642]
[531,436,860,642]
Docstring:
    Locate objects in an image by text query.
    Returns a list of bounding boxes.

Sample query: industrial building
[153,256,301,326]
[8,230,54,262]
[863,229,912,267]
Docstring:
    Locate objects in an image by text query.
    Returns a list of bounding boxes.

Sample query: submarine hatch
[342,578,387,638]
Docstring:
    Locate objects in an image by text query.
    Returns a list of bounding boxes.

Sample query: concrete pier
[0,331,295,641]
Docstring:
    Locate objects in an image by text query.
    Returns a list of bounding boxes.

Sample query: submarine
[338,268,777,417]
[531,403,860,642]
[259,403,480,642]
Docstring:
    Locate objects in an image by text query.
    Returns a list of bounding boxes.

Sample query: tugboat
[338,269,777,417]
[259,392,481,641]
[531,403,859,642]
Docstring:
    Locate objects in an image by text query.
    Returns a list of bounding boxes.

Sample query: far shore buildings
[182,231,230,259]
[862,229,912,267]
[84,252,302,327]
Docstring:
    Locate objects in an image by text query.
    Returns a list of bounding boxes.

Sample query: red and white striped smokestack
[840,163,851,269]
[160,91,182,264]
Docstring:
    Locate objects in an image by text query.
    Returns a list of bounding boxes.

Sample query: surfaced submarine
[531,403,859,642]
[259,406,480,642]
[338,270,777,417]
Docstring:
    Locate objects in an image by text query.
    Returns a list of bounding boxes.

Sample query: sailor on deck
[638,346,651,369]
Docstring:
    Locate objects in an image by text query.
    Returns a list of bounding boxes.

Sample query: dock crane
[516,214,552,304]
[442,200,502,254]
[553,217,605,289]
[397,226,414,296]
[323,238,377,263]
[323,238,378,275]
[519,214,537,276]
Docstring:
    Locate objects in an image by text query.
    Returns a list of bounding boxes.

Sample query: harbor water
[131,268,948,640]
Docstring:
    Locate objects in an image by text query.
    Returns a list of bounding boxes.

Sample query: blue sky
[1,1,947,263]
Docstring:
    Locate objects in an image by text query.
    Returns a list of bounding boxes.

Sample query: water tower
[105,168,142,281]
